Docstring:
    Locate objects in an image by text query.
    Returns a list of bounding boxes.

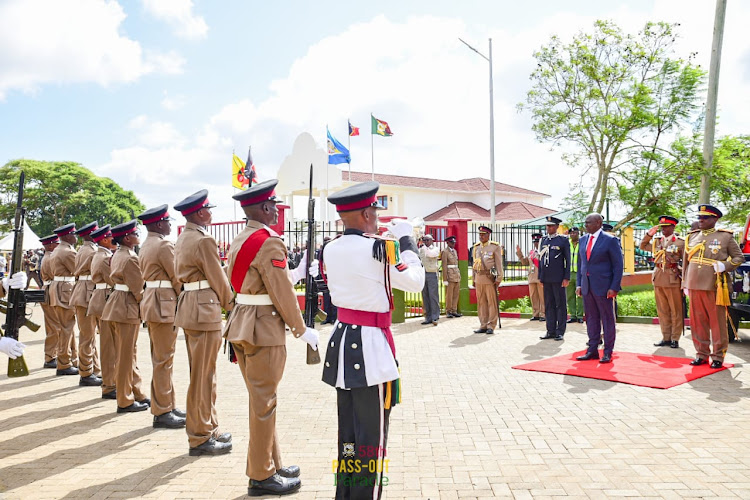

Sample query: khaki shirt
[516,246,541,284]
[472,241,503,285]
[70,241,97,308]
[102,247,144,325]
[419,244,440,272]
[48,241,76,309]
[139,234,180,323]
[88,246,113,318]
[441,247,460,283]
[40,249,54,305]
[683,228,743,291]
[174,222,233,331]
[224,220,306,346]
[640,232,684,288]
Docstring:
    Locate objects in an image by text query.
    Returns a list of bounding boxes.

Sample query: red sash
[230,229,271,292]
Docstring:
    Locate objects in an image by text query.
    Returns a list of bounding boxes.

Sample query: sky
[1,0,748,225]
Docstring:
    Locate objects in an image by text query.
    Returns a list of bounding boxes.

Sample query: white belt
[447,265,458,268]
[183,280,210,291]
[146,280,173,288]
[114,284,130,292]
[235,293,273,306]
[78,275,92,281]
[95,283,112,290]
[53,276,75,282]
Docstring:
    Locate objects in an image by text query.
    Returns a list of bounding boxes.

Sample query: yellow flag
[232,154,249,190]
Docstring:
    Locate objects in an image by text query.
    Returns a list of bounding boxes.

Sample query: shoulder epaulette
[689,229,700,234]
[473,241,481,247]
[490,240,500,246]
[717,228,734,234]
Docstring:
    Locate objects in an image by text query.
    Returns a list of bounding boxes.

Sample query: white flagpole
[347,119,352,181]
[370,113,375,180]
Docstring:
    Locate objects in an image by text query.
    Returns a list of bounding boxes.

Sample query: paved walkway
[1,305,750,499]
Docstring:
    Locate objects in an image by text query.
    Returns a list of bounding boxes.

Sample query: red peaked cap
[328,181,384,212]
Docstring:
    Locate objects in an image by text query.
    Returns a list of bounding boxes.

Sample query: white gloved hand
[683,288,689,297]
[308,259,320,277]
[8,271,26,290]
[300,327,319,351]
[289,249,310,283]
[713,261,726,273]
[443,281,448,285]
[388,219,414,239]
[0,337,26,359]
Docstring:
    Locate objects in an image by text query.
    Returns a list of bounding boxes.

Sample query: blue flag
[327,128,350,165]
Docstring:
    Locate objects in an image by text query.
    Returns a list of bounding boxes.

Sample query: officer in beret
[472,225,503,334]
[225,179,318,496]
[173,190,234,455]
[102,220,150,413]
[683,205,743,368]
[322,181,424,499]
[640,215,685,348]
[441,235,462,318]
[516,233,545,321]
[538,217,570,341]
[39,234,61,369]
[137,205,186,429]
[48,223,80,376]
[566,227,584,323]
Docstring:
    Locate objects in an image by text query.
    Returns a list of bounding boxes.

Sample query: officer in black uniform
[538,216,571,341]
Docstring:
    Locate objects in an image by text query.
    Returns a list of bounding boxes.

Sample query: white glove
[0,337,26,359]
[388,219,413,239]
[443,281,448,285]
[713,261,726,273]
[300,327,319,351]
[683,288,689,297]
[308,259,320,277]
[9,271,26,289]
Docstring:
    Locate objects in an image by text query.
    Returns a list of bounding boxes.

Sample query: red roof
[346,171,548,197]
[424,201,556,222]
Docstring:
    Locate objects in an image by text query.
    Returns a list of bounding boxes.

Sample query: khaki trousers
[445,281,460,314]
[41,303,60,363]
[184,328,222,448]
[147,321,178,416]
[112,321,146,408]
[76,305,100,377]
[655,286,683,341]
[234,342,286,481]
[529,282,545,318]
[476,283,499,329]
[99,319,117,396]
[688,289,728,362]
[54,306,77,370]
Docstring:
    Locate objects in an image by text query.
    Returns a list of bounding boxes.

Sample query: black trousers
[543,282,567,336]
[335,384,391,500]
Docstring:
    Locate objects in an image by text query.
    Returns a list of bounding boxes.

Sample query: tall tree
[520,20,706,228]
[0,160,144,237]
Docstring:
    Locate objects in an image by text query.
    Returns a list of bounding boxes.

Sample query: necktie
[586,235,594,260]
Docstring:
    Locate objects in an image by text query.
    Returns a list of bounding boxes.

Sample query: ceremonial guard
[225,180,318,496]
[39,234,61,368]
[88,225,118,400]
[419,234,440,325]
[566,227,584,323]
[137,205,186,429]
[683,205,743,368]
[71,221,102,387]
[516,233,545,322]
[640,216,685,348]
[472,225,503,334]
[322,181,425,500]
[441,235,462,317]
[538,216,571,341]
[48,223,80,376]
[173,190,234,456]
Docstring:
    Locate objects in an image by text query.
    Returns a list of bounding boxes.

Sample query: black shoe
[153,411,186,429]
[453,312,462,317]
[138,398,151,407]
[277,465,300,478]
[189,438,232,456]
[79,375,102,386]
[576,352,599,361]
[600,354,612,363]
[474,328,488,334]
[539,334,556,340]
[172,408,186,418]
[56,366,79,376]
[420,320,432,325]
[539,317,546,321]
[670,341,679,349]
[530,317,538,322]
[566,318,577,324]
[43,359,57,369]
[554,335,564,341]
[117,401,149,413]
[654,340,670,347]
[216,432,232,443]
[690,357,707,366]
[710,360,723,369]
[577,318,584,323]
[102,390,117,400]
[485,329,494,334]
[446,313,456,318]
[248,474,301,496]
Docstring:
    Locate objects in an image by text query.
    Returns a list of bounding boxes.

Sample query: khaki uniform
[48,241,78,370]
[441,246,461,315]
[640,232,685,341]
[89,246,117,396]
[139,234,181,417]
[225,220,306,481]
[70,241,100,377]
[472,241,503,330]
[174,222,234,448]
[516,246,545,319]
[683,229,744,362]
[40,250,61,363]
[102,247,147,408]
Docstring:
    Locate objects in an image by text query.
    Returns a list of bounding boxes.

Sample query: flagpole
[232,149,237,221]
[370,113,374,181]
[347,119,352,181]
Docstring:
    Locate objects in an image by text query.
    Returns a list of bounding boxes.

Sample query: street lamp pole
[460,37,496,224]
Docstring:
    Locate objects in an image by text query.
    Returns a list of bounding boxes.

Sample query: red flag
[348,120,360,137]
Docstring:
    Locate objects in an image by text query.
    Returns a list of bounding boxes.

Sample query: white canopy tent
[0,220,42,251]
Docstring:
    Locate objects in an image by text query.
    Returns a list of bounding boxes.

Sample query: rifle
[0,299,42,332]
[303,164,321,365]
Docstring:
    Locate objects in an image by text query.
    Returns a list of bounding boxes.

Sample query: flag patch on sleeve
[272,258,287,268]
[395,263,409,272]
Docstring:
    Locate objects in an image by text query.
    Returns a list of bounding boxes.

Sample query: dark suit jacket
[577,232,624,296]
[538,235,571,283]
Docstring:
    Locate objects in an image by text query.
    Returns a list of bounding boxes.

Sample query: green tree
[702,135,750,225]
[520,20,706,228]
[0,159,144,237]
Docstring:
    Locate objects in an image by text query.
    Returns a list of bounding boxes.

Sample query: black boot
[153,411,186,429]
[189,438,232,456]
[248,474,301,496]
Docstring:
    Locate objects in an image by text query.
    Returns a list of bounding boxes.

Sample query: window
[377,195,388,209]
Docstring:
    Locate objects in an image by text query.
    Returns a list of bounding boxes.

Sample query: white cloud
[161,90,186,110]
[141,0,208,40]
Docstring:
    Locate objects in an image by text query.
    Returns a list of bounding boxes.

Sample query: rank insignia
[343,443,355,458]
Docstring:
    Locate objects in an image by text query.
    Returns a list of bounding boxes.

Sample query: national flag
[371,115,393,136]
[327,128,351,165]
[231,147,258,190]
[348,120,360,137]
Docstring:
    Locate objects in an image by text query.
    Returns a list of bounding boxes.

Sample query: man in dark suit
[575,213,624,363]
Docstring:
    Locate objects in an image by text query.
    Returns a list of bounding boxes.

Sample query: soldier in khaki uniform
[88,225,118,400]
[102,220,150,413]
[225,180,318,496]
[640,215,685,348]
[683,205,744,368]
[70,221,102,387]
[39,234,61,369]
[441,235,462,317]
[516,233,545,321]
[173,190,234,456]
[48,223,80,376]
[472,225,503,334]
[137,205,186,429]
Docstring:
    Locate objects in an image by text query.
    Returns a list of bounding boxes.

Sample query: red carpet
[513,351,733,389]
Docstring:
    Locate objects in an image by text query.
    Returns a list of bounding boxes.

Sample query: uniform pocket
[196,289,221,324]
[157,288,177,319]
[126,301,139,320]
[59,282,73,304]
